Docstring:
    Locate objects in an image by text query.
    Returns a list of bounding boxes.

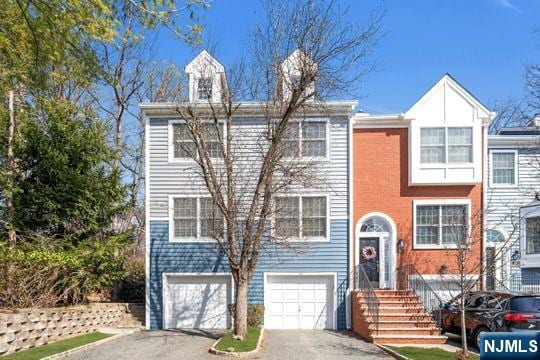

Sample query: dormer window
[420,127,472,164]
[197,78,212,100]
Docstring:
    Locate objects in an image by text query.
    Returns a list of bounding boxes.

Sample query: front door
[486,247,496,290]
[359,237,380,287]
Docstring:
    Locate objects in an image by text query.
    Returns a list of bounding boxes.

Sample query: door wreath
[361,245,377,261]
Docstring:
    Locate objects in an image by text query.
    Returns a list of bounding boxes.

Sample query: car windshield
[510,297,540,312]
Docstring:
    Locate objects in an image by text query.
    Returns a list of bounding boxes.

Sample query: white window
[197,77,212,100]
[172,123,223,160]
[526,217,540,255]
[274,196,327,240]
[171,197,224,241]
[282,121,327,158]
[415,202,469,248]
[490,151,517,186]
[486,229,505,243]
[420,127,472,164]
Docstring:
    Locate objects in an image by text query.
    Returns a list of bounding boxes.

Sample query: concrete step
[372,334,447,345]
[358,301,423,308]
[363,314,434,322]
[376,307,428,315]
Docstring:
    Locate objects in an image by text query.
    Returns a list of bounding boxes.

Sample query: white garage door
[264,274,334,329]
[164,275,231,329]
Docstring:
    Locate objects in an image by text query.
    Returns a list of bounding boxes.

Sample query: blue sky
[154,0,539,114]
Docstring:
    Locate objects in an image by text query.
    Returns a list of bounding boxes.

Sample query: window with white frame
[274,196,327,239]
[172,123,223,159]
[197,77,212,100]
[491,151,517,185]
[172,197,224,240]
[415,204,468,246]
[420,127,472,164]
[525,217,540,254]
[282,121,327,158]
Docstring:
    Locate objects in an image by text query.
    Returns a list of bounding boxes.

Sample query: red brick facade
[353,127,483,276]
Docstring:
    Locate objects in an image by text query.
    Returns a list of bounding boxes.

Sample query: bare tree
[156,0,383,339]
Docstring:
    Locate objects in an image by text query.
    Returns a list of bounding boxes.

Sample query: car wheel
[474,326,489,349]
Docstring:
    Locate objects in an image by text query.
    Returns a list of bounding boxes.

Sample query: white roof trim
[488,135,540,148]
[185,50,225,73]
[352,113,409,128]
[405,74,492,120]
[139,100,358,117]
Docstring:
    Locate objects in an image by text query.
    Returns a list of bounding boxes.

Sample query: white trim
[488,149,518,188]
[346,116,353,329]
[352,113,409,129]
[483,226,511,290]
[413,199,472,250]
[263,272,338,330]
[149,217,170,221]
[271,193,331,243]
[168,194,224,243]
[355,212,397,289]
[140,101,358,118]
[488,134,540,148]
[520,206,540,268]
[144,114,151,329]
[162,272,234,330]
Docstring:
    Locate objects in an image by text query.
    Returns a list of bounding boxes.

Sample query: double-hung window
[171,197,224,241]
[525,217,540,255]
[420,127,472,164]
[274,196,327,240]
[415,203,468,247]
[282,121,327,158]
[172,123,223,160]
[197,77,212,100]
[491,151,517,186]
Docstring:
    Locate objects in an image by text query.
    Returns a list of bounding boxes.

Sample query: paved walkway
[63,329,391,360]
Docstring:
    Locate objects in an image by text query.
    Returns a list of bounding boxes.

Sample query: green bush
[118,255,145,303]
[0,234,131,308]
[228,304,265,328]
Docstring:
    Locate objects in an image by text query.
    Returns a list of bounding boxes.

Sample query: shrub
[228,304,265,328]
[118,254,145,303]
[0,233,131,308]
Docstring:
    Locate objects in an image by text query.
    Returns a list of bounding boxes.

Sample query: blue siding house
[141,50,356,330]
[485,115,540,291]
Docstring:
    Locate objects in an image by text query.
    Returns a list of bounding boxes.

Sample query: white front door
[164,275,231,329]
[264,274,334,330]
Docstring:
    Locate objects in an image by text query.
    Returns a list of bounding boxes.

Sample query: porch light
[397,239,404,253]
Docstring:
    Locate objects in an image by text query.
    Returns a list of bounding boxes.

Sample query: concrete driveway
[64,329,391,360]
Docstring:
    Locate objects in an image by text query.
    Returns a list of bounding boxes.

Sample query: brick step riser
[373,291,414,295]
[373,337,447,345]
[369,322,438,329]
[356,296,420,302]
[363,315,434,322]
[370,329,441,336]
[358,302,423,308]
[376,309,428,315]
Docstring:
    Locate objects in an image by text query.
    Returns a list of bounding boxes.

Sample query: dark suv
[440,291,540,348]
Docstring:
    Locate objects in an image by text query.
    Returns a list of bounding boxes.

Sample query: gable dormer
[279,49,318,101]
[406,74,494,186]
[185,50,226,103]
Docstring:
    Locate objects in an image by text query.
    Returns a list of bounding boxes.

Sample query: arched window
[360,217,390,233]
[486,229,505,243]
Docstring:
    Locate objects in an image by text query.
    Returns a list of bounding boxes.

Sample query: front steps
[352,290,447,345]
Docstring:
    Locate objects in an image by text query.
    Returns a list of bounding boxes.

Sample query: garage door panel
[264,274,334,330]
[164,275,230,329]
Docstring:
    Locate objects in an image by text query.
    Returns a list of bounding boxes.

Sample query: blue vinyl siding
[148,219,349,330]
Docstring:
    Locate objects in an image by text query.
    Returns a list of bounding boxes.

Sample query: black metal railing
[489,274,540,294]
[396,264,443,328]
[355,264,380,334]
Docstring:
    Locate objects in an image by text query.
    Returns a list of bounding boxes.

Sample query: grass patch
[386,346,479,360]
[214,327,261,353]
[3,332,112,360]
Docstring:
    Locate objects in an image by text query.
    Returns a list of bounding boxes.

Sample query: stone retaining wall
[0,303,143,356]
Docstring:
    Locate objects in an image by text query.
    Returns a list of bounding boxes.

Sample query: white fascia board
[139,100,358,117]
[352,113,409,128]
[488,135,540,148]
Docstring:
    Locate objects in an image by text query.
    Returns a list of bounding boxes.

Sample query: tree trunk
[7,89,16,247]
[460,296,469,359]
[234,280,249,340]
